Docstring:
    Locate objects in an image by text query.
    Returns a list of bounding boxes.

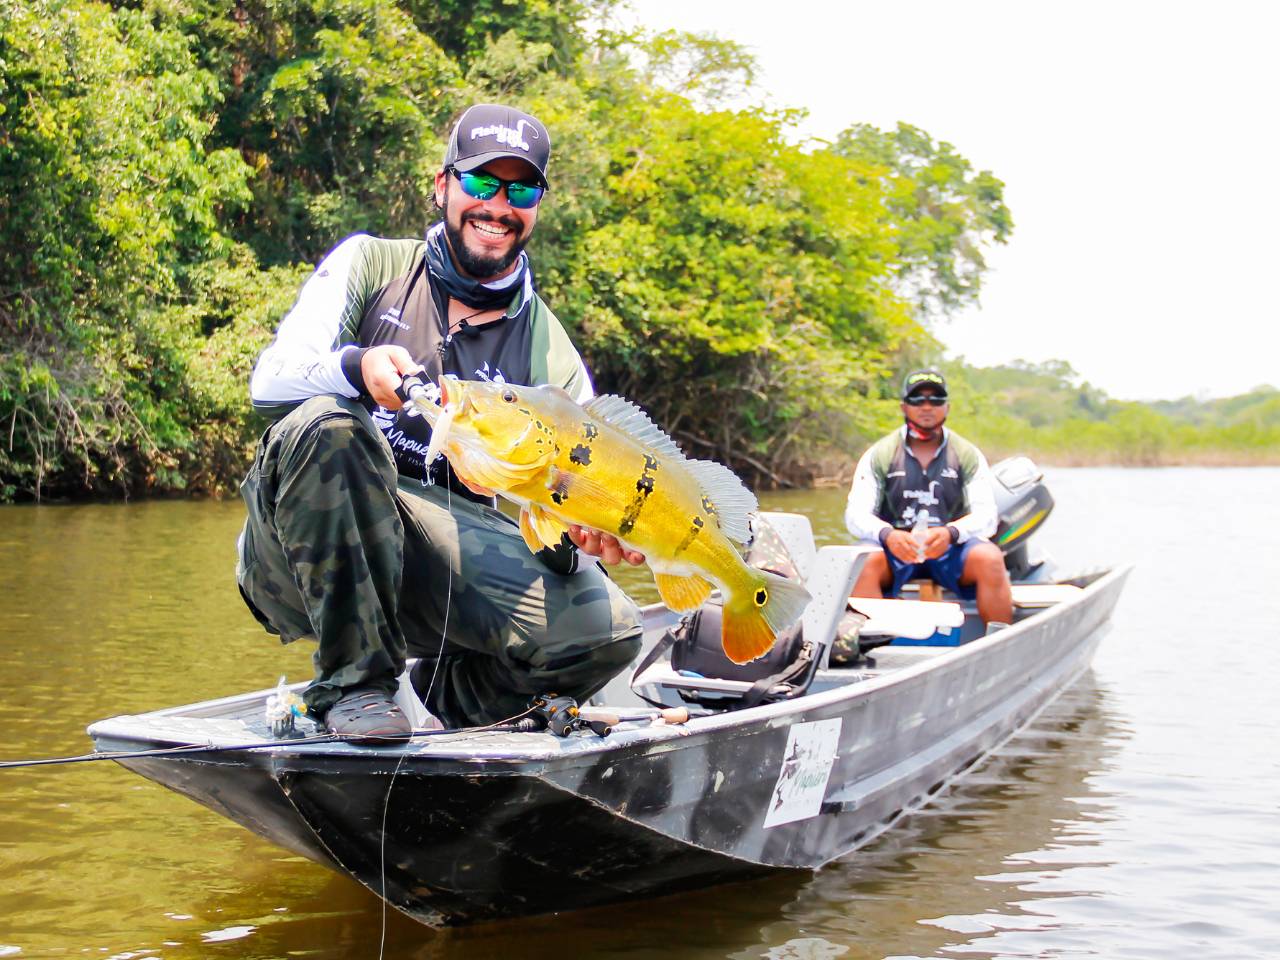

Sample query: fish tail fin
[720,571,811,665]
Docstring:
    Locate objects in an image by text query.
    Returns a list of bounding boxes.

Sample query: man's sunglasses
[450,168,545,209]
[904,394,949,407]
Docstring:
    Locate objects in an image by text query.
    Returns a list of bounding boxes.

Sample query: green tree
[832,123,1012,318]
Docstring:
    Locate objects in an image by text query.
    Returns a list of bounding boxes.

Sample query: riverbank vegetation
[945,362,1280,470]
[1,1,1273,503]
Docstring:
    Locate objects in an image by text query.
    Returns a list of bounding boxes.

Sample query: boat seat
[632,542,873,704]
[907,579,944,602]
[846,597,965,639]
[753,511,818,581]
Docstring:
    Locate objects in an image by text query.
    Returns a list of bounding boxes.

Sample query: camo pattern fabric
[237,395,644,726]
[827,610,870,665]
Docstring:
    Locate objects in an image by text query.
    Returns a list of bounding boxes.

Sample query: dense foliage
[3,0,1016,500]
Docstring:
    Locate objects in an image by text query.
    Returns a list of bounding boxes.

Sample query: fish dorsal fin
[686,458,757,544]
[583,394,756,543]
[582,395,685,461]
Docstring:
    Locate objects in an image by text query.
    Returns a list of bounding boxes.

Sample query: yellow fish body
[414,377,810,664]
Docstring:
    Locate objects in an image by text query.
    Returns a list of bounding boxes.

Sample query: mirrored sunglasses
[904,394,949,407]
[451,168,545,209]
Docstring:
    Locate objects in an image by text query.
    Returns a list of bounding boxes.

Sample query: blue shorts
[884,538,981,600]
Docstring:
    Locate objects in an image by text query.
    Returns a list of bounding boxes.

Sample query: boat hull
[92,566,1130,925]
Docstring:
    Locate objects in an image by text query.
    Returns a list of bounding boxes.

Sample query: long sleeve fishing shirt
[844,427,998,545]
[248,230,593,491]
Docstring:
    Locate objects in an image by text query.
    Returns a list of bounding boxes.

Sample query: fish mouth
[423,376,469,467]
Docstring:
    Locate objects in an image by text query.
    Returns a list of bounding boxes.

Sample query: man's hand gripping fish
[408,376,810,664]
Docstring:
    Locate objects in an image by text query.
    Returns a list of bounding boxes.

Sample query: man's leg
[237,396,408,718]
[396,483,644,727]
[959,541,1013,624]
[852,550,893,598]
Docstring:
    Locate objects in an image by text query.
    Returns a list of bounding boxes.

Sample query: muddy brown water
[1,468,1277,959]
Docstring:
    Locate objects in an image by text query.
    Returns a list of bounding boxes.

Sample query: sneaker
[323,686,413,744]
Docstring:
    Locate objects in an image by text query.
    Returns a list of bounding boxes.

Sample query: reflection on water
[2,469,1279,959]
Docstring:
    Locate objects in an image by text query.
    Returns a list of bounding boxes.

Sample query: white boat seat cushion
[847,597,965,639]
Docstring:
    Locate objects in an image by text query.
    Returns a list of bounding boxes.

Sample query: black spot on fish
[582,422,599,440]
[569,445,592,466]
[619,516,636,537]
[643,453,659,472]
[754,588,767,606]
[636,474,654,494]
[674,517,704,555]
[547,469,570,505]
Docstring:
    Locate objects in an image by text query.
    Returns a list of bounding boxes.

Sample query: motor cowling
[990,456,1054,579]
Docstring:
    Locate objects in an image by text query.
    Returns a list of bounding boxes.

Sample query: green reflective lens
[504,181,544,208]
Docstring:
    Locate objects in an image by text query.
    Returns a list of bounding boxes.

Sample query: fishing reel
[530,694,611,738]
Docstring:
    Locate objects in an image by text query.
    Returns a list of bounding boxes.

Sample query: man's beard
[905,416,945,441]
[443,196,528,280]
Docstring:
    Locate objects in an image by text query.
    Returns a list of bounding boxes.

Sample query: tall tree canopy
[0,0,1011,500]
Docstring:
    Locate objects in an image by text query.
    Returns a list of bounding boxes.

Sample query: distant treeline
[945,360,1280,468]
[0,0,1012,501]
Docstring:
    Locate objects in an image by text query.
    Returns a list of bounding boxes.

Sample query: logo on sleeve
[379,306,410,331]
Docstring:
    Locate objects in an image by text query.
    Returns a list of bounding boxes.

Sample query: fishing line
[376,463,455,960]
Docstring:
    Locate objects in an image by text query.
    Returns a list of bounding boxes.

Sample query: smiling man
[236,104,643,742]
[844,370,1013,627]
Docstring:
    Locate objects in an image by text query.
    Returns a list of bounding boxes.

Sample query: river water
[1,467,1277,959]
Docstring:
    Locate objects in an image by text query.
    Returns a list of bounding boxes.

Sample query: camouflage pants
[236,396,643,727]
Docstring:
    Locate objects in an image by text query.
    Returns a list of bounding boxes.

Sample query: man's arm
[249,235,371,417]
[946,449,999,543]
[844,447,892,544]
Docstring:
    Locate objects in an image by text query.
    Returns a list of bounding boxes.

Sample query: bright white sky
[624,0,1280,401]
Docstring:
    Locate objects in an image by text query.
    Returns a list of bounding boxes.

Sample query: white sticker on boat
[764,718,842,828]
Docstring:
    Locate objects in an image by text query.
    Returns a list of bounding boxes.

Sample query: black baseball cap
[901,369,948,399]
[442,103,551,188]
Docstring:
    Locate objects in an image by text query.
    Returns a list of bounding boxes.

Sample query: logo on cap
[906,372,944,387]
[470,119,539,154]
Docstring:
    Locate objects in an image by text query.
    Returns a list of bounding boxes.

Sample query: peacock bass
[405,376,810,664]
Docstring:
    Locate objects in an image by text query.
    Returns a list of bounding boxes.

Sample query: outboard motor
[990,456,1054,581]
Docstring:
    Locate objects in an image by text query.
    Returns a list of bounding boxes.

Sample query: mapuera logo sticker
[469,119,538,153]
[764,718,842,828]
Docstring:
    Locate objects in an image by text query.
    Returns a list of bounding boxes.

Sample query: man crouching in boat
[235,104,644,743]
[844,370,1013,627]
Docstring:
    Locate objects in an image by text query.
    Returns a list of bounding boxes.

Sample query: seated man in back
[844,370,1012,626]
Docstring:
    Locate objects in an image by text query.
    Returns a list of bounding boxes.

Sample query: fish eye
[501,389,517,403]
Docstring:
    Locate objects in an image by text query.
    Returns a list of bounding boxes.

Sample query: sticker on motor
[764,718,842,828]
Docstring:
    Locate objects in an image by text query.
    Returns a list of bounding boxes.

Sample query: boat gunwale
[87,565,1132,766]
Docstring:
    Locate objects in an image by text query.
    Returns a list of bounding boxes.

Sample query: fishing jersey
[843,427,997,544]
[249,231,593,491]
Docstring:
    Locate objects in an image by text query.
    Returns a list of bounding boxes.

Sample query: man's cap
[901,369,948,399]
[442,104,551,187]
